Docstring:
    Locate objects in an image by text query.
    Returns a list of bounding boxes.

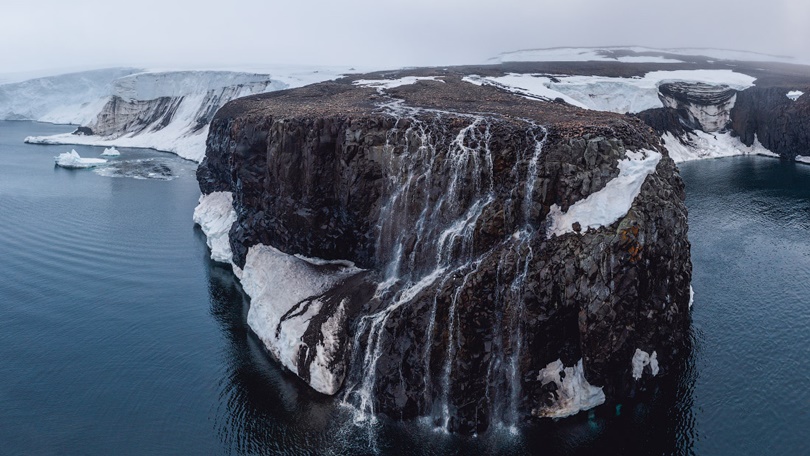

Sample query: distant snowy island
[1,65,365,162]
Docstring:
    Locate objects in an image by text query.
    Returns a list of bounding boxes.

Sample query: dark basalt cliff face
[731,87,810,158]
[635,107,697,137]
[197,74,692,433]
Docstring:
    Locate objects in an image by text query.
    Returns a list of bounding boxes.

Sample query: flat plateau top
[214,69,643,129]
[215,58,810,134]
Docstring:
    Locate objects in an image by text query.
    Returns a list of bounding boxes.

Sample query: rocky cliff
[731,86,810,159]
[195,73,692,433]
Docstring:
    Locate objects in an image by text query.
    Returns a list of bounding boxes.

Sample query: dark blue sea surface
[1,121,808,455]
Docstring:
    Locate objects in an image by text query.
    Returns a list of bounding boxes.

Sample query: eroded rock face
[196,75,692,433]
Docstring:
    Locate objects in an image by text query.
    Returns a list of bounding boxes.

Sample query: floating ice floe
[796,155,810,165]
[54,150,107,169]
[787,90,804,101]
[546,150,661,238]
[100,146,120,156]
[535,359,606,418]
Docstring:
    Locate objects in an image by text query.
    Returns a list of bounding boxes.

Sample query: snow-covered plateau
[3,66,362,162]
[493,46,802,65]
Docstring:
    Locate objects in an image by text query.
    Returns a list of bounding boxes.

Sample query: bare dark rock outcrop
[731,86,810,159]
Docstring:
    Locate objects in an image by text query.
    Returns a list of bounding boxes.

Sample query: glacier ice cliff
[3,66,357,162]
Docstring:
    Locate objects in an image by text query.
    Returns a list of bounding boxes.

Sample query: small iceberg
[101,147,121,156]
[55,150,107,169]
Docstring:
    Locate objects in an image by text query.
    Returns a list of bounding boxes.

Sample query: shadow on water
[199,220,698,455]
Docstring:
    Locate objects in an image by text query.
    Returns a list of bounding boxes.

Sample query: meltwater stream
[1,120,809,454]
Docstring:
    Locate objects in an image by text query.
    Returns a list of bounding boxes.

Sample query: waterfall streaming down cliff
[339,109,548,431]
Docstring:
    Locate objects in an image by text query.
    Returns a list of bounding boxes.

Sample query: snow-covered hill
[492,46,802,65]
[0,68,141,125]
[2,66,358,162]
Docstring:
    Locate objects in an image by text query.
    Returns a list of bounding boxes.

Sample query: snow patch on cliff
[631,349,660,380]
[354,76,444,91]
[689,285,695,309]
[787,90,804,101]
[462,74,589,108]
[534,359,606,419]
[193,192,237,264]
[54,150,107,169]
[546,150,661,238]
[663,131,778,163]
[241,245,362,395]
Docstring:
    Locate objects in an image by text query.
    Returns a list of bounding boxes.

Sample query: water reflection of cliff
[203,259,697,455]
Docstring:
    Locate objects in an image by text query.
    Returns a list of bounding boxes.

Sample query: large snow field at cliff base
[663,131,779,163]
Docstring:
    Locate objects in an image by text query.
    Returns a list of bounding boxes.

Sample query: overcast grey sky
[1,0,808,73]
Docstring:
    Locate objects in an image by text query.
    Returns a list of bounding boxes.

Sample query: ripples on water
[1,121,808,454]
